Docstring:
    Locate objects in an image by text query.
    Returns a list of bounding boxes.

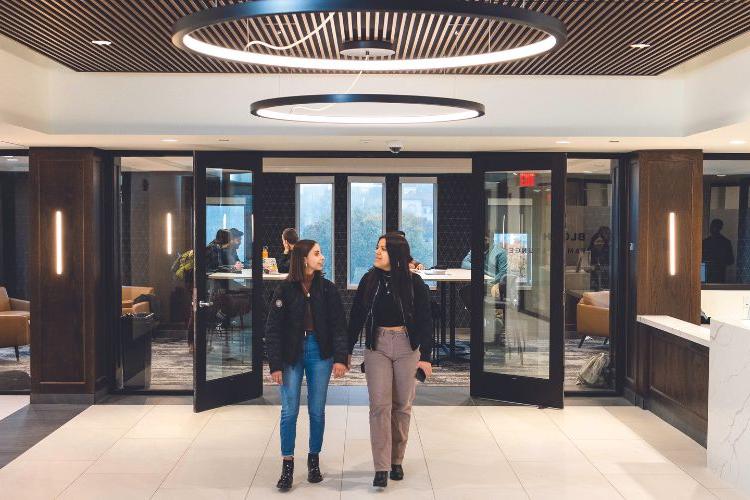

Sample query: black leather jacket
[265,274,348,373]
[348,268,433,362]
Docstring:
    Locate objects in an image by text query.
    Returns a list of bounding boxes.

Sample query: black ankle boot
[307,453,323,483]
[390,464,404,481]
[276,459,294,491]
[373,471,388,488]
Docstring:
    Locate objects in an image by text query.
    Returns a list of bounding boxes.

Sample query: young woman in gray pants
[348,232,433,488]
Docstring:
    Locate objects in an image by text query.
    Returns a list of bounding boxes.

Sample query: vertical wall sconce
[166,212,173,255]
[55,210,63,275]
[668,212,677,276]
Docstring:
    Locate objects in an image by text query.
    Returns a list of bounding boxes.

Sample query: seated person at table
[226,228,245,270]
[394,230,425,270]
[461,233,508,290]
[278,227,299,273]
[206,229,232,272]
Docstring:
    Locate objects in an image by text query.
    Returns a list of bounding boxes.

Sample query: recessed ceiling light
[629,43,651,49]
[6,158,18,162]
[716,174,727,177]
[729,139,747,145]
[91,40,112,46]
[583,170,593,174]
[161,138,179,142]
[2,155,15,158]
[556,140,571,144]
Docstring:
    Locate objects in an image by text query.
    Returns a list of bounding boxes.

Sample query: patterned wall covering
[0,173,30,299]
[259,172,473,327]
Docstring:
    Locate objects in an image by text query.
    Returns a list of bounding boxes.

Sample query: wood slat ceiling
[1,0,749,75]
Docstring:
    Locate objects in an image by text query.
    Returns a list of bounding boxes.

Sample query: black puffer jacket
[348,268,433,362]
[265,274,348,373]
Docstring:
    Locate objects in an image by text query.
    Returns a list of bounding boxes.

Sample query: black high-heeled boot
[373,471,388,488]
[390,464,404,481]
[307,453,323,483]
[276,459,294,491]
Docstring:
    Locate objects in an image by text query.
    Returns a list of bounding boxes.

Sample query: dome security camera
[387,141,404,154]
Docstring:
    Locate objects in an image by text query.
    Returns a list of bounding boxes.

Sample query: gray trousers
[364,327,420,471]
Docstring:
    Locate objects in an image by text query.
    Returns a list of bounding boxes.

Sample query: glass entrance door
[470,153,566,408]
[193,152,263,411]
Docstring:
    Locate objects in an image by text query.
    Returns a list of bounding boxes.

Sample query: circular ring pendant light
[250,94,485,124]
[172,0,567,72]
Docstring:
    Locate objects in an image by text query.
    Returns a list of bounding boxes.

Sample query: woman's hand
[333,363,348,379]
[271,371,283,384]
[234,261,244,270]
[417,361,432,379]
[416,263,425,270]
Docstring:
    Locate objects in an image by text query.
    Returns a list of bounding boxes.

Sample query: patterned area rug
[148,333,610,389]
[0,345,31,391]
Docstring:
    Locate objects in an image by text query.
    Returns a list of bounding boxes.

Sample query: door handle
[199,301,213,308]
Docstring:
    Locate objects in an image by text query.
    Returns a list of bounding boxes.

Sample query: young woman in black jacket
[265,239,349,491]
[348,232,433,488]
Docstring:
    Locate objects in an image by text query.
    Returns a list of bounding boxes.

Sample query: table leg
[440,283,447,346]
[449,282,456,358]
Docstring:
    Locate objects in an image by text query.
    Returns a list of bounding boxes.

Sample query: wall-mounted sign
[519,172,536,187]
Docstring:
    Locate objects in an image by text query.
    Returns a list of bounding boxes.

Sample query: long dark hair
[211,229,230,247]
[286,239,322,283]
[365,232,415,322]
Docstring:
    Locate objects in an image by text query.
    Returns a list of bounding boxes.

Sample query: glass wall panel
[482,170,552,379]
[119,157,193,389]
[348,178,385,287]
[564,158,614,390]
[0,154,30,391]
[203,168,254,381]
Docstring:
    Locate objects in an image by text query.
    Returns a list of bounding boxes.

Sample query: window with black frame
[701,160,750,286]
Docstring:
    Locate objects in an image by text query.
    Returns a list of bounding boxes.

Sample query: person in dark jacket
[206,229,231,272]
[702,219,734,283]
[277,227,299,273]
[348,232,433,488]
[265,239,349,491]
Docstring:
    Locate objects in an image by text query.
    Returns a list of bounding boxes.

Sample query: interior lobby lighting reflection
[629,43,651,49]
[172,1,567,72]
[668,212,676,276]
[161,138,179,142]
[55,210,63,275]
[91,40,112,46]
[251,94,485,125]
[730,139,747,145]
[166,213,173,255]
[555,140,571,144]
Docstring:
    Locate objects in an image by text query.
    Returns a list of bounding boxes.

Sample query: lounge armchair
[0,287,30,361]
[576,291,610,347]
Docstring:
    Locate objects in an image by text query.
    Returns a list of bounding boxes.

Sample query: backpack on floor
[577,352,610,387]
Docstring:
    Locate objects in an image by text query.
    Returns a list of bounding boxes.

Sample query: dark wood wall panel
[36,160,86,385]
[1,1,749,75]
[635,150,702,324]
[30,148,111,401]
[628,323,708,446]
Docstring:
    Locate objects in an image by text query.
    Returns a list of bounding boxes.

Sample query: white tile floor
[0,397,748,500]
[0,395,29,420]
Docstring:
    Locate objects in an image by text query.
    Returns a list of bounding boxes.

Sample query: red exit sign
[519,172,536,187]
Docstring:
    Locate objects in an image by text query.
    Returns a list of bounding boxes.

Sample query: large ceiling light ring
[172,0,567,72]
[250,94,486,125]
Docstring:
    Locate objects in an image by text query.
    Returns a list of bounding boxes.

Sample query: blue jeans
[279,333,334,457]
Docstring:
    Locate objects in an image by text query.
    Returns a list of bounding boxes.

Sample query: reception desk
[630,316,710,445]
[708,318,750,497]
